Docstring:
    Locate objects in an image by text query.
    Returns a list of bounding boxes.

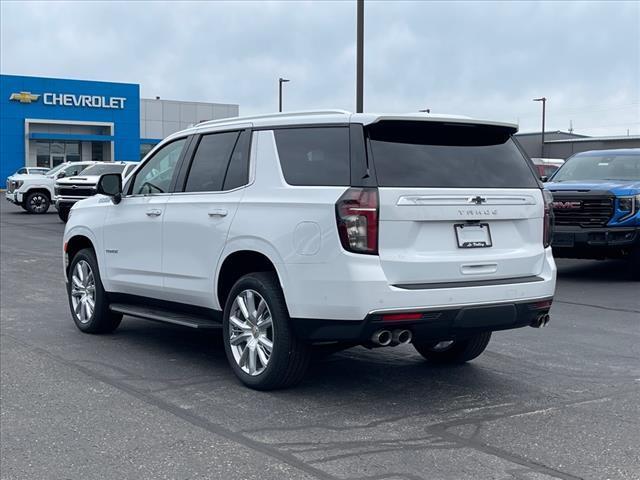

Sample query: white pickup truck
[5,162,97,214]
[55,162,138,221]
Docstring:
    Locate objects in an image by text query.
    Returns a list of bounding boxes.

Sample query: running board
[109,303,222,329]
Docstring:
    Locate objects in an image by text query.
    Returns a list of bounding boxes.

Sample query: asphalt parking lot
[1,199,638,480]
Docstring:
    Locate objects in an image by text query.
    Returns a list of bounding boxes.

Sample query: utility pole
[533,97,547,158]
[278,77,290,112]
[569,119,573,134]
[356,0,364,113]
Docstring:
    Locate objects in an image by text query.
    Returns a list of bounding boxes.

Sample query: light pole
[278,77,290,112]
[533,97,547,158]
[356,0,364,113]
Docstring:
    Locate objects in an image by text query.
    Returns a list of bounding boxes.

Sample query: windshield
[46,163,68,176]
[552,153,640,182]
[79,164,126,176]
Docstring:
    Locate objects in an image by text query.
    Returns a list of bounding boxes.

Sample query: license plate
[454,223,492,248]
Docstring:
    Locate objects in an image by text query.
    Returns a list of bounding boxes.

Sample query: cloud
[1,0,638,136]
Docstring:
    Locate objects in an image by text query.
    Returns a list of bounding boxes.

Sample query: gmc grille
[6,180,14,193]
[57,186,95,197]
[552,194,614,228]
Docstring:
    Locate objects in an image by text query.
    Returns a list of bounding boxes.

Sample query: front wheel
[24,191,50,214]
[630,248,640,280]
[413,332,491,365]
[58,206,70,222]
[67,248,122,334]
[222,272,310,390]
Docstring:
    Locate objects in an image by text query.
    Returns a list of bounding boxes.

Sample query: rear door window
[184,131,240,192]
[367,121,538,188]
[274,127,350,186]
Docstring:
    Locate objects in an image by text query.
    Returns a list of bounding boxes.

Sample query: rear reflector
[529,299,553,310]
[382,312,423,321]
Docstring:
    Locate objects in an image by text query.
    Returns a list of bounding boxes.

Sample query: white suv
[63,110,557,390]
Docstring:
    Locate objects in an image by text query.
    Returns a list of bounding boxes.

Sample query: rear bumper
[552,226,640,259]
[282,248,556,321]
[291,297,553,343]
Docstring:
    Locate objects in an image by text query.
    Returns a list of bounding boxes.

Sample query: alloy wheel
[29,194,48,213]
[70,260,96,324]
[228,289,274,376]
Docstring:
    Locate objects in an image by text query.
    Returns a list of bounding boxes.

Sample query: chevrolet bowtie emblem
[468,196,487,205]
[9,91,40,103]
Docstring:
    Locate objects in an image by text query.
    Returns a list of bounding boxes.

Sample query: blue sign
[1,74,140,180]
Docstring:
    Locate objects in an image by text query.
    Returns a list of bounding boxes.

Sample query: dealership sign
[9,91,126,109]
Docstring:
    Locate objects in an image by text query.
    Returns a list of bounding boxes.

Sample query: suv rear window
[274,127,350,186]
[367,121,538,188]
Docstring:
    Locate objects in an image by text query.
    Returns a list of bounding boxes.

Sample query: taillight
[543,190,554,248]
[335,187,379,255]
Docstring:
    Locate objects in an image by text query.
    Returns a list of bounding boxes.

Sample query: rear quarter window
[367,121,538,188]
[274,127,350,186]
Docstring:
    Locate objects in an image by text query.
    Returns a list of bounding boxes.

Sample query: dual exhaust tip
[531,313,551,328]
[371,329,412,347]
[372,314,550,345]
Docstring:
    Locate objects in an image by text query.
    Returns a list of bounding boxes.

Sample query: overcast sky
[2,0,638,136]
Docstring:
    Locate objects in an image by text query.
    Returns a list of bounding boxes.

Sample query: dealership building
[515,130,640,159]
[0,74,239,180]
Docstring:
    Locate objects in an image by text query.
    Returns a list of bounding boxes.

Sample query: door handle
[146,209,162,217]
[208,209,228,217]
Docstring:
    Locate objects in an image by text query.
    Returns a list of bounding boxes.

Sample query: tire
[58,206,70,223]
[413,332,491,365]
[630,248,640,280]
[222,272,311,390]
[312,342,356,359]
[24,191,50,214]
[67,248,122,334]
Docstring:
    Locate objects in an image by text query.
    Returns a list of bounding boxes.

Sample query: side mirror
[97,173,123,204]
[540,175,549,182]
[57,172,66,179]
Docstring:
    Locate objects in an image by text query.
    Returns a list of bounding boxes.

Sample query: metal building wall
[139,98,239,141]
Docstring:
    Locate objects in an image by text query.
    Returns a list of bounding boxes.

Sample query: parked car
[531,158,564,180]
[5,161,97,214]
[55,162,138,222]
[545,148,640,275]
[63,110,556,390]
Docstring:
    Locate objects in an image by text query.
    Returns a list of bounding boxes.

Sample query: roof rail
[195,109,352,127]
